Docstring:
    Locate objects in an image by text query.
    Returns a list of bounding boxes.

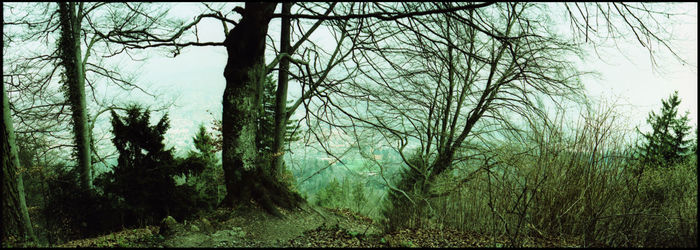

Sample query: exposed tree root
[219,165,304,218]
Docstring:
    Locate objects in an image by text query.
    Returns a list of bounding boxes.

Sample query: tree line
[3,2,695,247]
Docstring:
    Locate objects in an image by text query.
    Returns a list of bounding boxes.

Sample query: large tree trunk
[58,2,92,190]
[219,2,303,216]
[2,84,37,244]
[271,2,292,176]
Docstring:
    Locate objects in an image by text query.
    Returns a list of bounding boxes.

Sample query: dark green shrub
[381,151,429,232]
[44,164,123,241]
[315,177,343,208]
[351,180,367,212]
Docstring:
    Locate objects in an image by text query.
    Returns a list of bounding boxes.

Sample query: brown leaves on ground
[288,224,499,248]
[56,225,160,247]
[289,208,585,248]
[289,223,383,247]
[55,206,585,248]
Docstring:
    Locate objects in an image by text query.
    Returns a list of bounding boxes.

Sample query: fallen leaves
[53,206,586,248]
[57,225,161,247]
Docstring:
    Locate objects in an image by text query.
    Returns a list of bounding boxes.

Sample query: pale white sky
[576,2,698,131]
[107,3,698,152]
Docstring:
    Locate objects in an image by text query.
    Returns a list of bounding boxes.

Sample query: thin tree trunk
[58,1,92,190]
[272,2,291,176]
[2,83,38,244]
[38,154,54,245]
[219,2,303,216]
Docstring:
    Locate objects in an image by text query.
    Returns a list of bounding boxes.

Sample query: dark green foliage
[99,105,177,225]
[44,164,122,241]
[637,91,693,167]
[315,178,343,208]
[97,105,206,226]
[43,106,218,242]
[182,124,223,210]
[693,127,698,157]
[258,75,276,152]
[313,176,368,210]
[192,124,217,162]
[351,180,367,212]
[381,151,429,232]
[176,153,208,181]
[258,74,300,153]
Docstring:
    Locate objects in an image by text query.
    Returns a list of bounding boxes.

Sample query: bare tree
[271,2,291,176]
[2,82,38,244]
[3,2,178,190]
[57,2,92,190]
[302,2,689,230]
[73,2,689,218]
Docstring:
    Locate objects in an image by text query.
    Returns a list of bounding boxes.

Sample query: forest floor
[55,204,586,248]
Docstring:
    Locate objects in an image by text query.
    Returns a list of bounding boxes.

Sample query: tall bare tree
[76,2,689,217]
[300,2,690,230]
[57,2,92,190]
[4,2,179,190]
[216,2,302,214]
[2,83,38,244]
[271,2,292,177]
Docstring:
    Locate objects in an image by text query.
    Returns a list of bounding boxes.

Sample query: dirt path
[57,205,584,248]
[158,204,382,247]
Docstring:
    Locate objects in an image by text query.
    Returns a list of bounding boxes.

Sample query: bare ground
[56,204,584,248]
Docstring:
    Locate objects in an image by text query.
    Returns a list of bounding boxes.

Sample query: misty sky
[130,3,698,153]
[33,2,697,155]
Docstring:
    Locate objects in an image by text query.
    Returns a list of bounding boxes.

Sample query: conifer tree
[258,75,300,154]
[100,105,180,224]
[352,180,367,212]
[191,124,217,166]
[186,124,222,208]
[637,91,692,167]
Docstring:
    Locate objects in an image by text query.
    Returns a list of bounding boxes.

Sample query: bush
[631,158,697,247]
[315,178,343,208]
[179,153,219,211]
[426,104,697,247]
[44,164,123,242]
[381,151,430,232]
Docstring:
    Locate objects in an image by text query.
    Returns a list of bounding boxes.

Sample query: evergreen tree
[258,75,278,153]
[207,75,300,155]
[382,150,429,232]
[258,75,301,154]
[637,91,692,167]
[694,127,698,157]
[184,124,222,209]
[315,178,343,208]
[98,105,201,225]
[351,180,367,212]
[192,124,216,163]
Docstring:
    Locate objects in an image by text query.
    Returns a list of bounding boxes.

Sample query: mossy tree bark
[58,2,92,190]
[2,84,37,244]
[219,2,303,216]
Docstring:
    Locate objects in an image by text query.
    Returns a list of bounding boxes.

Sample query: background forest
[2,2,697,248]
